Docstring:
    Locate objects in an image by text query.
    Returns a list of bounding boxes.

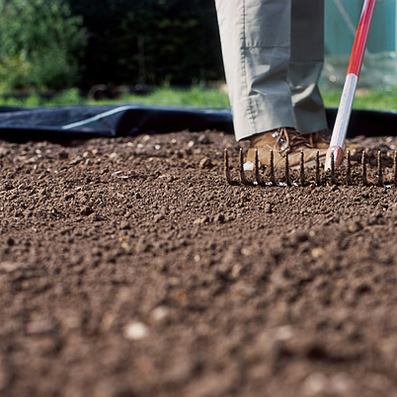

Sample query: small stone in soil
[199,157,212,169]
[81,206,94,216]
[302,372,328,396]
[58,151,69,160]
[214,213,225,223]
[311,248,325,259]
[274,325,294,341]
[151,307,169,322]
[89,213,103,222]
[193,216,209,225]
[70,156,82,165]
[348,221,362,233]
[244,161,254,171]
[153,214,164,223]
[198,134,210,144]
[120,221,130,230]
[124,322,149,340]
[0,261,26,274]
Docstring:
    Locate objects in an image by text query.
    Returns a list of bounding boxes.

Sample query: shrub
[0,0,86,91]
[67,0,224,88]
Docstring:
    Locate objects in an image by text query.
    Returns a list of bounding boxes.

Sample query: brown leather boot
[306,129,363,150]
[305,129,331,150]
[246,127,327,168]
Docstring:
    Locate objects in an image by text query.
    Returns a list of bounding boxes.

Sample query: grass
[0,86,396,112]
[322,88,397,111]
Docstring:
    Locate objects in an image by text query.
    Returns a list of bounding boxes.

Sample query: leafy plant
[0,0,86,91]
[67,0,224,88]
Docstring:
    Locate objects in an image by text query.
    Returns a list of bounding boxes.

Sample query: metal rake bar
[224,149,397,188]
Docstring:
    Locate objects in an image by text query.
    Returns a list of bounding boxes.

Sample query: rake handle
[325,0,377,170]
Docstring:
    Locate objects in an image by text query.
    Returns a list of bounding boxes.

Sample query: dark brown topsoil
[1,130,397,397]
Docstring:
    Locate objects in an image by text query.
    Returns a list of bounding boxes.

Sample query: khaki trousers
[215,0,328,141]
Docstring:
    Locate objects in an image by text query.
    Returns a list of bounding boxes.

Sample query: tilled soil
[1,130,397,397]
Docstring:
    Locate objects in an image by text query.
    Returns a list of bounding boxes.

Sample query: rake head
[224,148,397,188]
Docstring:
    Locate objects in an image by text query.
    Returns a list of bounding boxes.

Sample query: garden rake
[325,0,377,169]
[224,0,386,188]
[224,148,397,188]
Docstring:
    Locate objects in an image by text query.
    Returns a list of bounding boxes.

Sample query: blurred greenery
[0,87,396,111]
[66,0,223,88]
[0,0,86,92]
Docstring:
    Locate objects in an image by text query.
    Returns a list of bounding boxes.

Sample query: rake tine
[377,150,383,187]
[394,151,397,187]
[300,151,306,186]
[331,151,336,185]
[362,151,368,186]
[224,149,238,185]
[239,148,251,185]
[270,150,276,186]
[255,149,265,186]
[346,150,352,186]
[285,152,291,186]
[315,151,321,186]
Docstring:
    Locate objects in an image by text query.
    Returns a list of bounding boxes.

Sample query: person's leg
[288,0,328,134]
[214,0,295,141]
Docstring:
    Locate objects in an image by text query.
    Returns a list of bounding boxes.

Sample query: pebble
[153,214,164,223]
[123,322,149,340]
[70,156,82,165]
[0,261,26,274]
[311,248,325,259]
[199,157,212,169]
[213,213,225,223]
[329,372,353,395]
[58,151,69,160]
[81,206,94,216]
[348,221,362,233]
[198,134,210,144]
[151,307,169,322]
[120,221,130,230]
[89,213,103,222]
[265,203,272,213]
[231,264,242,279]
[243,161,254,171]
[193,216,209,225]
[302,372,328,396]
[274,325,294,341]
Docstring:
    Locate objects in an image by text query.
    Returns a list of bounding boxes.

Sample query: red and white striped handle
[325,0,376,169]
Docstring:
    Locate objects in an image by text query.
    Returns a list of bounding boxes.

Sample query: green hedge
[67,0,224,88]
[0,0,86,91]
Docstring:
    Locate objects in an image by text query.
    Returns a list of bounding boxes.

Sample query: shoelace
[273,128,310,153]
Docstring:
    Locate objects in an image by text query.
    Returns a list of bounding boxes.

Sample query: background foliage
[67,0,224,89]
[0,0,224,91]
[0,0,86,91]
